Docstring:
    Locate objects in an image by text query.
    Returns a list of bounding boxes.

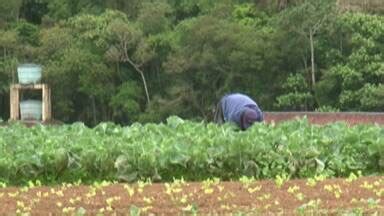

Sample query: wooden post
[9,85,20,121]
[42,84,52,122]
[9,84,52,122]
[9,86,13,121]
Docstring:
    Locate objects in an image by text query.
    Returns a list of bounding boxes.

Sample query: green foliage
[137,1,173,35]
[279,0,337,31]
[0,29,18,49]
[0,29,19,87]
[13,20,40,45]
[276,73,314,110]
[359,84,384,110]
[0,0,22,22]
[276,0,338,103]
[232,3,269,27]
[316,13,384,111]
[0,1,384,123]
[315,106,340,112]
[44,46,114,123]
[45,0,105,21]
[105,0,142,18]
[164,13,281,115]
[110,81,143,123]
[0,118,383,185]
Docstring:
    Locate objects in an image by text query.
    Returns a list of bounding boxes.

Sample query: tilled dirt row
[0,176,383,215]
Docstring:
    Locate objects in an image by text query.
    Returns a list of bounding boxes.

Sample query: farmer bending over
[214,93,263,130]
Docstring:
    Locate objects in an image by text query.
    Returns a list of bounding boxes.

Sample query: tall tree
[106,19,152,105]
[0,0,22,23]
[137,1,172,35]
[19,0,48,24]
[0,30,18,83]
[164,13,278,118]
[279,0,337,89]
[316,13,384,111]
[68,10,154,106]
[105,0,141,18]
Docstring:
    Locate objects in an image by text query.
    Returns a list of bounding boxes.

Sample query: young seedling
[295,193,305,201]
[324,184,342,199]
[62,207,76,214]
[220,204,231,210]
[182,203,198,215]
[69,196,82,204]
[366,198,380,209]
[296,199,321,215]
[143,196,154,204]
[0,182,7,188]
[106,196,121,207]
[275,173,289,188]
[360,181,374,190]
[201,178,220,194]
[239,176,256,188]
[306,174,327,187]
[274,200,280,206]
[141,206,153,213]
[346,172,359,183]
[179,194,188,204]
[20,187,29,193]
[55,190,64,197]
[257,193,271,201]
[137,179,152,193]
[76,207,87,216]
[247,185,262,194]
[93,180,112,189]
[16,201,25,209]
[129,205,141,216]
[287,185,300,194]
[8,191,19,198]
[74,180,82,186]
[123,184,135,197]
[218,185,225,192]
[61,182,73,188]
[85,187,97,198]
[374,188,384,197]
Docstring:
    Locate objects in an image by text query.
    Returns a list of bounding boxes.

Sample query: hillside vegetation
[0,0,383,125]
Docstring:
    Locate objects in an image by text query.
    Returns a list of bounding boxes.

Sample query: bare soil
[264,112,384,125]
[1,176,383,215]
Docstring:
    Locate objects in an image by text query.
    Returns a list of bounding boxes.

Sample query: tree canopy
[0,0,383,125]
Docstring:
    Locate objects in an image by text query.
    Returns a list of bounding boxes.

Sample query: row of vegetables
[0,116,383,185]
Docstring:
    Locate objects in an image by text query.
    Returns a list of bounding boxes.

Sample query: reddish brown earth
[1,176,383,215]
[2,112,384,127]
[264,112,384,125]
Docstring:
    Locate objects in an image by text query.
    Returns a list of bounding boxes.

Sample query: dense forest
[0,0,383,125]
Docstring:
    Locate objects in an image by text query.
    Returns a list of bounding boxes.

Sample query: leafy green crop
[0,117,383,185]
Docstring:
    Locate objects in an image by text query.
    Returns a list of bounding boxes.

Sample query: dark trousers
[213,101,225,124]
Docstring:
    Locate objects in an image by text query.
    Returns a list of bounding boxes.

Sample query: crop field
[0,176,384,215]
[0,116,383,214]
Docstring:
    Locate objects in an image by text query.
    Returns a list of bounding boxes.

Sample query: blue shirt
[220,93,262,126]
